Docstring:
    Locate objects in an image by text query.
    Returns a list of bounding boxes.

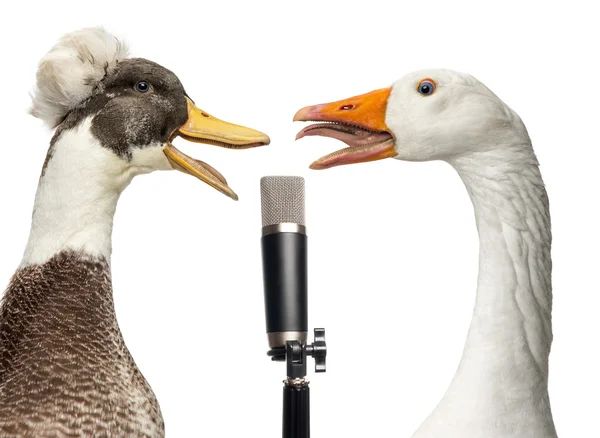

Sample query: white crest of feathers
[30,27,129,128]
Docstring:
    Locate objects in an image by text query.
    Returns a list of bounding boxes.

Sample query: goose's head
[31,28,269,200]
[294,69,527,168]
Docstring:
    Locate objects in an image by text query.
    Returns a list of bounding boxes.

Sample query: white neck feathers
[413,144,557,438]
[21,119,133,267]
[456,147,553,371]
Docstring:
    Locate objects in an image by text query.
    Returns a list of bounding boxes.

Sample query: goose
[294,69,557,438]
[0,28,269,437]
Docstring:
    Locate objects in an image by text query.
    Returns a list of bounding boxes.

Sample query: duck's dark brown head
[31,28,269,200]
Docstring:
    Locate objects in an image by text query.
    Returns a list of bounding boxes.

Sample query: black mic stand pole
[267,329,327,438]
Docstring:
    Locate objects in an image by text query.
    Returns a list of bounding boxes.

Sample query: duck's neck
[3,119,135,367]
[0,120,163,430]
[415,145,557,437]
[21,118,132,268]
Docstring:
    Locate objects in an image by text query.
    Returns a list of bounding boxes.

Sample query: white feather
[382,69,556,438]
[21,118,169,267]
[30,27,129,128]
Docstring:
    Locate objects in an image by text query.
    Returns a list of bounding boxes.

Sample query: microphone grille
[260,176,305,227]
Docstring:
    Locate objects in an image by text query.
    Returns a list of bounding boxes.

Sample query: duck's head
[294,69,527,168]
[31,28,270,200]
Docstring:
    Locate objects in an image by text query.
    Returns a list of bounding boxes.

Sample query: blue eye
[417,79,436,96]
[135,81,150,93]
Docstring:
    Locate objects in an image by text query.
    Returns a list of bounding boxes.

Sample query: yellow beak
[164,97,270,200]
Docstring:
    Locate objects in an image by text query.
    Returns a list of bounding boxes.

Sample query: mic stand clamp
[267,329,327,438]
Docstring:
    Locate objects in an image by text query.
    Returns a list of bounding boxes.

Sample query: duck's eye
[417,79,436,96]
[135,81,150,93]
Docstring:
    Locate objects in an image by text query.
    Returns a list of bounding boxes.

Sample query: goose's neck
[415,144,556,437]
[454,146,552,378]
[21,119,132,267]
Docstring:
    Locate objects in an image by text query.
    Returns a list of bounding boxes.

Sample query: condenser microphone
[260,176,308,349]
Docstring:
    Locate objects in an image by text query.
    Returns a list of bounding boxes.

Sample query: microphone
[260,176,326,438]
[260,176,308,349]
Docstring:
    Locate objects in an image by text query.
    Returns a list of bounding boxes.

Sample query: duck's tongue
[163,143,237,199]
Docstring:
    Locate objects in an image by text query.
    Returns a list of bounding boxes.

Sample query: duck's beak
[164,97,270,200]
[293,88,396,170]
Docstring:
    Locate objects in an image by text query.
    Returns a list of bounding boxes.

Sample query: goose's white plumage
[391,72,555,438]
[296,69,557,438]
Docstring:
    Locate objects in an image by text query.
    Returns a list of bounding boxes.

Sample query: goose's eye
[135,81,150,93]
[417,79,436,96]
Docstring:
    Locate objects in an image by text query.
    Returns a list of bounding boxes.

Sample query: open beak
[164,97,270,200]
[293,87,396,170]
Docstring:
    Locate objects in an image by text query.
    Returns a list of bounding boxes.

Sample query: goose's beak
[294,88,396,170]
[164,97,270,200]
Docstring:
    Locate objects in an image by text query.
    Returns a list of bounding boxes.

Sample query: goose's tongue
[295,122,392,147]
[309,138,396,170]
[293,87,397,170]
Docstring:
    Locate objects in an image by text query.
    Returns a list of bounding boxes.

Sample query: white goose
[294,69,557,438]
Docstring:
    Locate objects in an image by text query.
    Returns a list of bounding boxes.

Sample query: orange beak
[294,87,396,170]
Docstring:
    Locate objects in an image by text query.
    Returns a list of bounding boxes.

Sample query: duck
[294,69,557,438]
[0,28,269,437]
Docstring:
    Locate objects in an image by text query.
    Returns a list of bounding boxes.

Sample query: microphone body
[262,228,308,348]
[260,176,308,349]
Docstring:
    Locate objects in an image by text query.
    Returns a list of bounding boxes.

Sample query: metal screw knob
[308,328,327,373]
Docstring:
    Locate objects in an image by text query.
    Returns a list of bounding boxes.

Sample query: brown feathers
[0,251,163,437]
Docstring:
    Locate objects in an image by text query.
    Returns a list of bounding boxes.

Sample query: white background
[0,1,598,436]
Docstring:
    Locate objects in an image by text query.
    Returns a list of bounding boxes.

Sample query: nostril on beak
[201,112,210,118]
[340,104,354,111]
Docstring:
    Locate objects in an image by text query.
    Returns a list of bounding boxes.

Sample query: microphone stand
[267,329,327,438]
[259,176,327,438]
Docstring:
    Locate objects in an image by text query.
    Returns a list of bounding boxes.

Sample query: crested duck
[294,69,557,438]
[0,28,269,437]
